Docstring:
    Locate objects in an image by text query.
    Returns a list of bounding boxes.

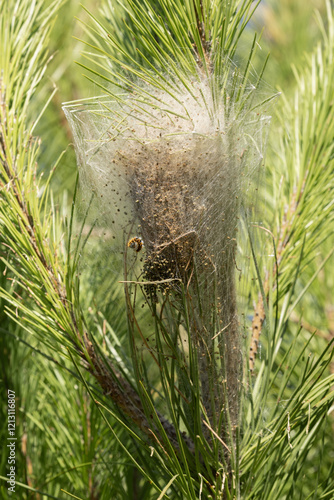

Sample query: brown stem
[82,334,195,456]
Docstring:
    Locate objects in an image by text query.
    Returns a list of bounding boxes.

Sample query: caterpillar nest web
[64,78,269,292]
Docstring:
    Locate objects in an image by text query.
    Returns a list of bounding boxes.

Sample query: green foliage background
[0,0,333,499]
